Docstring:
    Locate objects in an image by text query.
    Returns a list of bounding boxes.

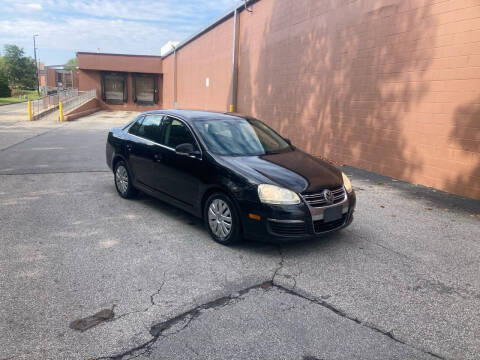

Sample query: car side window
[161,117,197,149]
[136,115,164,143]
[128,116,144,135]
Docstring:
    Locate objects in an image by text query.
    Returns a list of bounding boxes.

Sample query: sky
[0,0,239,65]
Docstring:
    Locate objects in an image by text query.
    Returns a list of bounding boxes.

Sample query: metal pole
[28,100,32,121]
[230,9,239,113]
[59,101,63,122]
[45,66,48,95]
[33,34,39,96]
[173,46,177,109]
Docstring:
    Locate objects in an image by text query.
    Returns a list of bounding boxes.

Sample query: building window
[64,72,73,88]
[101,72,127,105]
[133,74,158,106]
[56,71,63,88]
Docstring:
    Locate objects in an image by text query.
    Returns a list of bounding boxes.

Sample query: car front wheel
[114,161,137,199]
[204,193,241,245]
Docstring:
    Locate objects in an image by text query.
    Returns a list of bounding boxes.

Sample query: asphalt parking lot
[0,107,479,360]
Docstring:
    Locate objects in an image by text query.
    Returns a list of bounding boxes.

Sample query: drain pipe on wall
[229,9,239,113]
[172,43,177,109]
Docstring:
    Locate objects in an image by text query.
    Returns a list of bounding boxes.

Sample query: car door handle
[126,144,132,151]
[154,153,162,162]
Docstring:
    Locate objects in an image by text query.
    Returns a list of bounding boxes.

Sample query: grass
[0,90,40,106]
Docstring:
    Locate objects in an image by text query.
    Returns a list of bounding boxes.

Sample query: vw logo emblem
[323,189,334,204]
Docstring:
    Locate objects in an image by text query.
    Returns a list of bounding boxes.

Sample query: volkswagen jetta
[106,110,356,245]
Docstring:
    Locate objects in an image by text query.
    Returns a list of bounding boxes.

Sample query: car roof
[142,109,251,124]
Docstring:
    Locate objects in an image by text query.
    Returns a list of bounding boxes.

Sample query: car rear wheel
[204,193,241,245]
[114,161,137,199]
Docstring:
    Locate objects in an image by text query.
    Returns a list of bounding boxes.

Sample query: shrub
[0,74,11,97]
[10,88,29,97]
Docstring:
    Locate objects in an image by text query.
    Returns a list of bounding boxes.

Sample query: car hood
[218,149,343,193]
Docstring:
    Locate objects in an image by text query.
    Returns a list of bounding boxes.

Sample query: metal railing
[61,89,96,115]
[28,89,97,121]
[31,89,79,119]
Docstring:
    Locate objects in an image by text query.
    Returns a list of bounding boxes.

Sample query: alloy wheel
[115,165,129,195]
[208,199,232,239]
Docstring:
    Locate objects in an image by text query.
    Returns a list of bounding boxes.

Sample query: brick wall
[162,55,174,108]
[78,69,163,111]
[46,68,56,87]
[163,17,235,111]
[64,98,102,121]
[233,0,480,199]
[78,53,162,74]
[78,70,102,96]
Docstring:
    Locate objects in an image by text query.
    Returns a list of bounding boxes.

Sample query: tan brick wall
[236,0,480,199]
[162,55,174,108]
[166,17,235,111]
[77,0,480,199]
[78,53,162,74]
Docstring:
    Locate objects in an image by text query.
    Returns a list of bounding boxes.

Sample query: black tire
[204,193,242,245]
[114,161,138,199]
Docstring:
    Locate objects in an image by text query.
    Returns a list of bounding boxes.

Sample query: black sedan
[106,110,356,245]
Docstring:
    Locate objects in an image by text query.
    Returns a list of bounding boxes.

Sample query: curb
[0,100,29,107]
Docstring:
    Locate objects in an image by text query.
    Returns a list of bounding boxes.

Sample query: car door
[126,114,164,189]
[154,116,203,206]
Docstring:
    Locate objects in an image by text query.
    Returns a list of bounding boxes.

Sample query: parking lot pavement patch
[69,308,115,332]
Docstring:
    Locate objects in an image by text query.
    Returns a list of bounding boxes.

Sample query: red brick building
[76,0,480,199]
[38,63,79,93]
[77,52,162,111]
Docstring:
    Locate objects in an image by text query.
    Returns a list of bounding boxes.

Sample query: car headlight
[258,184,301,205]
[342,172,353,193]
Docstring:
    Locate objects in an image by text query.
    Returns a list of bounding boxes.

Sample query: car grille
[302,186,346,207]
[268,220,306,236]
[313,214,348,233]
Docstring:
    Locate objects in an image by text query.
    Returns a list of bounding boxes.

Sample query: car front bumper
[239,190,356,243]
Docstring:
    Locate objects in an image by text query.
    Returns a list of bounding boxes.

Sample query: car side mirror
[175,143,201,158]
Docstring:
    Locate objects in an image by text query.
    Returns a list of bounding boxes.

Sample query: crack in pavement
[111,273,168,323]
[269,246,444,359]
[98,249,447,360]
[271,245,285,281]
[273,284,446,360]
[269,246,445,359]
[97,282,270,360]
[150,272,167,306]
[99,281,447,360]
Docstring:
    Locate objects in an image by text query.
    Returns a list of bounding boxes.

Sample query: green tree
[2,44,36,89]
[64,57,78,70]
[0,72,11,97]
[0,56,5,75]
[18,56,36,89]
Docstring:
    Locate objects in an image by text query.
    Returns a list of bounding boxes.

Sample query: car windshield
[192,118,292,156]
